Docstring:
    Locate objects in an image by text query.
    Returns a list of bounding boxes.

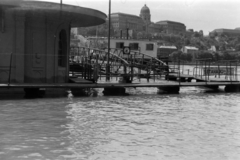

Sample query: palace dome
[140,4,150,14]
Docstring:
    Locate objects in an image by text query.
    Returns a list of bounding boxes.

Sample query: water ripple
[0,92,240,159]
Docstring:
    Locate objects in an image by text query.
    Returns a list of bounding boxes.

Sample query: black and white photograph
[0,0,240,159]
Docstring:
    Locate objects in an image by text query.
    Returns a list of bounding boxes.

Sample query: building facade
[0,1,106,85]
[139,4,163,35]
[110,4,186,37]
[181,46,199,60]
[156,21,186,34]
[111,12,145,37]
[210,28,240,37]
[157,46,177,58]
[140,4,151,25]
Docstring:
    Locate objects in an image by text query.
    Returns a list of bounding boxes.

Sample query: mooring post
[81,57,84,78]
[93,55,99,82]
[235,61,238,81]
[208,59,210,81]
[178,58,180,86]
[8,52,13,86]
[230,62,232,83]
[205,60,207,84]
[130,55,133,81]
[225,61,228,80]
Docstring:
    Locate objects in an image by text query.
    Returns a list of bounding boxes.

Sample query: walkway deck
[1,81,239,89]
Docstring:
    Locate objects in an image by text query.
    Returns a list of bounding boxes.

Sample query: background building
[156,20,186,34]
[157,46,177,58]
[111,12,145,38]
[0,1,106,85]
[110,4,187,38]
[210,28,240,37]
[139,4,163,35]
[181,46,199,60]
[140,4,151,25]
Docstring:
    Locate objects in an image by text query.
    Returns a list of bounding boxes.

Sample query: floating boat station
[0,1,240,98]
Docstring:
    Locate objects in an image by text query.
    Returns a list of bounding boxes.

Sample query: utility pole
[106,0,111,81]
[60,0,62,18]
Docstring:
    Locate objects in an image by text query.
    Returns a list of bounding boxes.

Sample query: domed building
[140,4,151,25]
[139,4,162,35]
[110,4,186,38]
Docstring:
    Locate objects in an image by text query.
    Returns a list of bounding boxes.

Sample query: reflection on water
[0,88,240,160]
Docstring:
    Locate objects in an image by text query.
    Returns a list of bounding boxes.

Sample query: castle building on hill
[110,4,186,38]
[140,4,151,25]
[111,12,145,35]
[156,20,186,34]
[210,28,240,37]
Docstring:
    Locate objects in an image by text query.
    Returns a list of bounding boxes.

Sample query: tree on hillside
[180,53,193,62]
[219,43,226,51]
[196,51,213,60]
[213,52,220,61]
[222,51,236,60]
[235,44,240,51]
[184,38,190,45]
[193,32,200,38]
[169,51,182,62]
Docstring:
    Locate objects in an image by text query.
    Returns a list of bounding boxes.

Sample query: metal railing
[192,59,238,82]
[69,47,171,82]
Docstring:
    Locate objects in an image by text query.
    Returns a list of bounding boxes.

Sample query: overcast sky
[37,0,240,35]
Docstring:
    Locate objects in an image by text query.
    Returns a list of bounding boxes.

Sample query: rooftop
[212,28,240,33]
[140,4,150,14]
[111,12,142,19]
[156,20,185,26]
[184,46,199,50]
[159,46,177,49]
[0,0,107,27]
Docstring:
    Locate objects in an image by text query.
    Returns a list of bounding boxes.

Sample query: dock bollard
[157,86,180,94]
[224,85,240,92]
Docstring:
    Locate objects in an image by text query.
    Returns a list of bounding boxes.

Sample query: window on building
[146,44,154,51]
[116,42,124,49]
[58,29,67,67]
[129,43,139,50]
[0,7,4,32]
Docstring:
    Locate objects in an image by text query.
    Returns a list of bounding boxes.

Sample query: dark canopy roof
[0,0,107,27]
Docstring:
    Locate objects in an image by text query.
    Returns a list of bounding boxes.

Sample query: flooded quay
[0,87,240,160]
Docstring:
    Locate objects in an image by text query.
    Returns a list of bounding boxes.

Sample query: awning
[0,0,107,27]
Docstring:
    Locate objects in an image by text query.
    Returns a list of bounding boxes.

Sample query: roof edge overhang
[0,0,107,27]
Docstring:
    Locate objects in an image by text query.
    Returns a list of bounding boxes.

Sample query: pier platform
[166,73,195,82]
[0,81,239,89]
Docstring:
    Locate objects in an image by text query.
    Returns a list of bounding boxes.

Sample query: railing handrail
[108,48,168,66]
[70,47,130,65]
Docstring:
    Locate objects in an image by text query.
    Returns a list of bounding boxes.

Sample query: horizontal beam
[0,81,240,89]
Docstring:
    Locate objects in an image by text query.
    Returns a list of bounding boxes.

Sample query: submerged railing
[69,47,171,82]
[192,59,238,81]
[170,58,239,82]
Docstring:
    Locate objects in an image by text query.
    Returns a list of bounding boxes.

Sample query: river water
[0,87,240,160]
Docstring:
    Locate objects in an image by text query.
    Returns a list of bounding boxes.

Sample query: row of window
[116,42,154,51]
[113,23,119,27]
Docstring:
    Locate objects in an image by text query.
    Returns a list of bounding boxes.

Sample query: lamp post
[106,0,111,81]
[60,0,63,19]
[60,0,62,13]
